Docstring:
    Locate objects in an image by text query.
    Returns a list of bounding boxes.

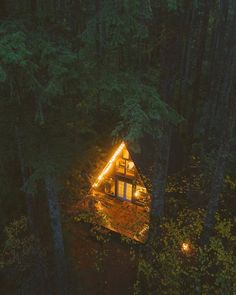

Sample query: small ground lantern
[181,242,191,253]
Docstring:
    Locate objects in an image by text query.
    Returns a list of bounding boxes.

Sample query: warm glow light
[93,142,125,188]
[136,224,149,239]
[95,201,103,211]
[134,191,140,197]
[181,242,190,253]
[128,161,134,169]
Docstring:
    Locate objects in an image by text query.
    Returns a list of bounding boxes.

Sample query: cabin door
[117,180,133,201]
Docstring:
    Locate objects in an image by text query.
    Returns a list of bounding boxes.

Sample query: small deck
[75,192,150,243]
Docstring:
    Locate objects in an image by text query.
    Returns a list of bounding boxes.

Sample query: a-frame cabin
[79,141,151,242]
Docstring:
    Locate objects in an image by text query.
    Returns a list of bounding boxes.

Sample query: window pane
[123,149,129,159]
[126,161,135,176]
[126,183,133,200]
[116,159,125,174]
[117,181,125,198]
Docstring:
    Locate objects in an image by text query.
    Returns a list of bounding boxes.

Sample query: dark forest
[0,1,236,294]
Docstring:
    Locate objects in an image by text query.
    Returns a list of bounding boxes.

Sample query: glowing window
[126,161,135,176]
[117,180,133,201]
[117,180,125,198]
[123,149,129,159]
[116,159,125,174]
[126,183,133,200]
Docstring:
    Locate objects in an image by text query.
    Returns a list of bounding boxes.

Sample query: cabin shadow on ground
[64,218,139,295]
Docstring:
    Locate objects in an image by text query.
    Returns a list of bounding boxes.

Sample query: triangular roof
[91,140,152,193]
[92,141,126,188]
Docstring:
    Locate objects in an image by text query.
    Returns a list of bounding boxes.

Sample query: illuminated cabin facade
[80,142,151,242]
[91,142,150,207]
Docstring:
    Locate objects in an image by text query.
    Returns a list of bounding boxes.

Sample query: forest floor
[64,217,139,295]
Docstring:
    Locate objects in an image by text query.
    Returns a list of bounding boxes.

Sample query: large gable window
[117,180,133,201]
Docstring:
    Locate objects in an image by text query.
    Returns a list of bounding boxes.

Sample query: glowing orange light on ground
[93,142,125,188]
[181,242,190,253]
[134,191,140,197]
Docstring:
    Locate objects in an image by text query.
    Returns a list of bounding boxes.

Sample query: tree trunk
[202,1,231,149]
[0,0,7,18]
[44,173,67,295]
[149,126,171,240]
[201,102,235,245]
[148,4,179,240]
[201,1,236,242]
[201,46,236,243]
[30,0,37,22]
[188,2,210,145]
[95,0,101,58]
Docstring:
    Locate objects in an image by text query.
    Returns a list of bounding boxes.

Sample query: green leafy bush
[0,216,46,293]
[135,210,236,295]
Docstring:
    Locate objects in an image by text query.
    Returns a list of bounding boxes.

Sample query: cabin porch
[76,192,150,243]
